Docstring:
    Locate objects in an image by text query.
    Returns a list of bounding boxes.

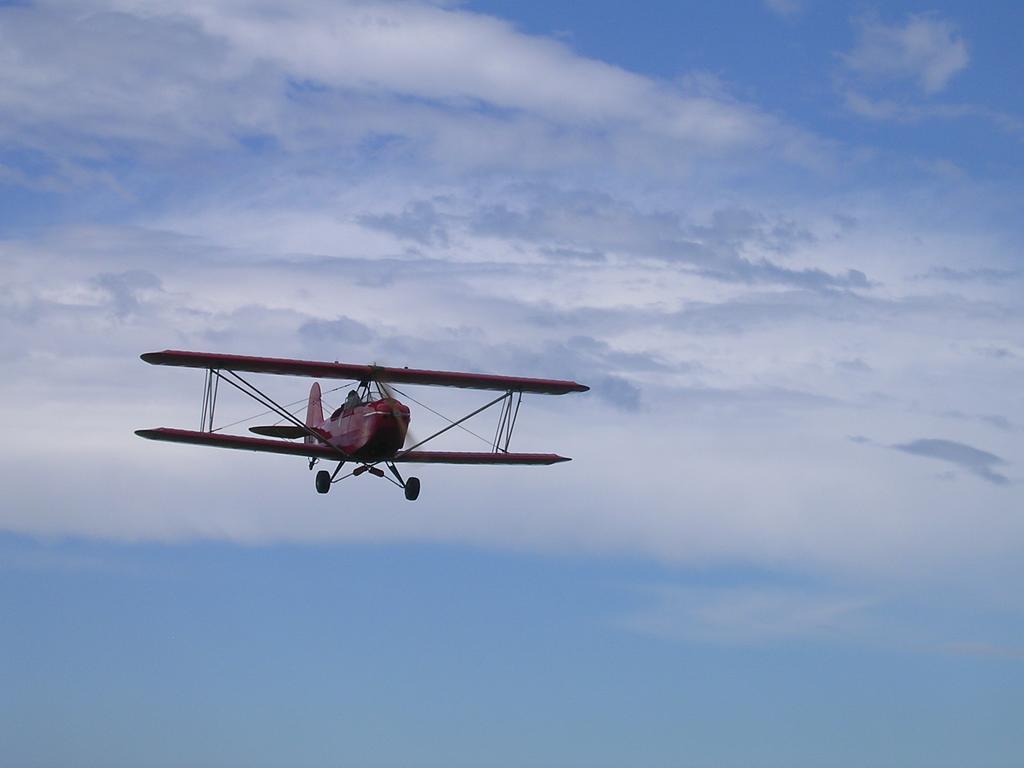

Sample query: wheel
[404,477,420,501]
[315,470,331,494]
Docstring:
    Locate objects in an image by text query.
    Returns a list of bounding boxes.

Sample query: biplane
[135,350,589,500]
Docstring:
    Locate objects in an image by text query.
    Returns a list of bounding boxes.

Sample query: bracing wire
[210,382,353,433]
[387,384,495,449]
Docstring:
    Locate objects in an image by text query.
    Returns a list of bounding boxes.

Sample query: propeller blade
[372,367,417,448]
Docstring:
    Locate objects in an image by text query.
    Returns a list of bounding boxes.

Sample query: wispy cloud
[940,641,1024,660]
[91,269,163,318]
[374,193,864,290]
[358,201,450,247]
[843,14,969,94]
[0,0,825,180]
[624,584,870,644]
[763,0,802,18]
[892,438,1010,485]
[920,266,1024,284]
[843,90,1024,138]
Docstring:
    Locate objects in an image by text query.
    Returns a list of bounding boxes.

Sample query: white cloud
[176,0,655,122]
[1,184,1022,585]
[624,585,870,644]
[0,0,1022,612]
[843,14,969,94]
[0,0,822,175]
[764,0,802,18]
[842,89,1024,139]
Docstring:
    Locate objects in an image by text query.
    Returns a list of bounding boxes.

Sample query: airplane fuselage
[307,397,411,461]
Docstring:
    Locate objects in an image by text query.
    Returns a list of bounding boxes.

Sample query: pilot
[345,389,361,410]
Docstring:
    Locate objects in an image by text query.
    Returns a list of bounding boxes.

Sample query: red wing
[393,451,570,465]
[141,350,588,395]
[135,429,570,465]
[135,428,345,460]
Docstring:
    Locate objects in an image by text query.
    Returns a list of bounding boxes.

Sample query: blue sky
[1,1,1022,766]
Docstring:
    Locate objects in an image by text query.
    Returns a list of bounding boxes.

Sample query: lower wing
[135,428,569,465]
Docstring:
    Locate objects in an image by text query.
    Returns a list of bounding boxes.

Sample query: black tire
[315,470,331,494]
[404,477,421,501]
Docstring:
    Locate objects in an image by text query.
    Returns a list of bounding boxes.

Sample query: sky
[0,1,1022,766]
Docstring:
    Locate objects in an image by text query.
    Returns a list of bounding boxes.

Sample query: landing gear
[314,459,418,500]
[384,461,420,501]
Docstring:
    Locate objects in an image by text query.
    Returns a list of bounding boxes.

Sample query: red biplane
[136,350,588,500]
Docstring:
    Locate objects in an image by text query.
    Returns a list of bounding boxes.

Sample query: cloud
[763,0,802,18]
[624,584,870,644]
[892,438,1010,485]
[0,541,113,573]
[940,641,1024,660]
[2,215,1023,584]
[182,0,654,124]
[843,90,1024,137]
[298,315,376,344]
[0,0,823,178]
[622,580,1024,658]
[837,357,871,373]
[358,200,449,247]
[666,289,902,335]
[922,266,1024,284]
[540,246,605,263]
[373,333,656,411]
[456,195,862,290]
[939,410,1016,433]
[0,0,1022,602]
[92,269,163,317]
[843,14,969,94]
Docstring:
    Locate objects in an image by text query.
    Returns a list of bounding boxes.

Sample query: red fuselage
[306,397,411,461]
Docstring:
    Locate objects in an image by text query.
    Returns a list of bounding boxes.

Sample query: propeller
[371,365,417,449]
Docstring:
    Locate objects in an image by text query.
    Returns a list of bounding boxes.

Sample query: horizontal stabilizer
[249,425,307,439]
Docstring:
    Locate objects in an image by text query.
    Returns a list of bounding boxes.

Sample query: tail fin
[305,382,324,443]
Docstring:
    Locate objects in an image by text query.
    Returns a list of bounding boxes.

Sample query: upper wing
[141,350,588,395]
[135,428,569,465]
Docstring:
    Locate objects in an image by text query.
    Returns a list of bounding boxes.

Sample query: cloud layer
[0,1,1021,601]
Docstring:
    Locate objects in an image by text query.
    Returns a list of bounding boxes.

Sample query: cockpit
[329,389,364,421]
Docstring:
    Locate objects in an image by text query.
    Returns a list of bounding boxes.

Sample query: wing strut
[200,368,220,432]
[209,368,351,461]
[493,390,522,453]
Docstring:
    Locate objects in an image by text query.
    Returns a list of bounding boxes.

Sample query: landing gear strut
[386,462,420,502]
